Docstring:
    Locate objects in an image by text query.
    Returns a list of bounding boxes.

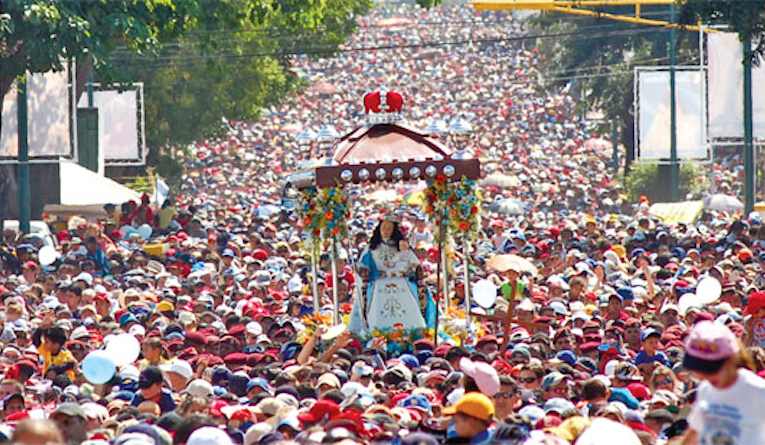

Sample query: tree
[527,7,699,172]
[624,162,706,202]
[678,0,765,61]
[113,0,372,151]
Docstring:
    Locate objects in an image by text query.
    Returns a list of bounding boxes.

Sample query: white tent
[43,161,142,220]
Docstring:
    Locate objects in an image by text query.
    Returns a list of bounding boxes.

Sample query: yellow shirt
[38,341,76,380]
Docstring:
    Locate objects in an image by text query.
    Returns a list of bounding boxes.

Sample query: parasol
[481,173,520,188]
[487,198,527,215]
[703,194,744,213]
[486,254,538,275]
[377,17,413,27]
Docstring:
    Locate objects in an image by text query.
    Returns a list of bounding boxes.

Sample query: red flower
[470,206,478,214]
[459,221,470,231]
[436,174,447,184]
[324,211,334,221]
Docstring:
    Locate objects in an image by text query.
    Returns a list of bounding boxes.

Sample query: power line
[111,24,673,70]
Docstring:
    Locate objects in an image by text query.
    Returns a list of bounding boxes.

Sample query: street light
[448,117,473,158]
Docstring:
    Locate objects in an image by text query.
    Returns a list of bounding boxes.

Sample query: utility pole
[17,77,31,235]
[612,118,619,175]
[744,38,754,215]
[669,3,679,201]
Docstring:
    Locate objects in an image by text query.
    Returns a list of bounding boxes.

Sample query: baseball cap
[541,371,568,391]
[442,392,495,422]
[297,399,340,424]
[317,372,341,390]
[51,402,87,420]
[246,377,271,394]
[459,357,500,397]
[683,320,739,374]
[186,379,214,399]
[641,329,661,342]
[613,362,642,382]
[138,366,164,389]
[161,360,193,380]
[187,427,233,445]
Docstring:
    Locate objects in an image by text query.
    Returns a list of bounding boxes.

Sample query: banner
[1,65,75,159]
[77,85,145,164]
[637,69,706,161]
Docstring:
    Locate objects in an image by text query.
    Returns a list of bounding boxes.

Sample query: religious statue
[348,214,436,337]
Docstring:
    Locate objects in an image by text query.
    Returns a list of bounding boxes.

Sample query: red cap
[22,261,37,270]
[298,399,340,424]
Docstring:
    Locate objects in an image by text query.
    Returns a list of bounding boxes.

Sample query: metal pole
[17,77,30,235]
[441,237,449,317]
[434,208,445,346]
[330,240,340,325]
[462,243,471,327]
[744,38,755,215]
[611,118,619,175]
[311,243,320,313]
[669,3,679,202]
[87,72,94,107]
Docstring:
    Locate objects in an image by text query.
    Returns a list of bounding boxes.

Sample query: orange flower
[324,211,334,221]
[303,217,312,225]
[459,221,470,231]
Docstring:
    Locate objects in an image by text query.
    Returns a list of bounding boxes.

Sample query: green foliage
[113,0,372,150]
[0,0,194,96]
[624,163,707,202]
[679,0,765,60]
[155,155,183,183]
[1,0,372,154]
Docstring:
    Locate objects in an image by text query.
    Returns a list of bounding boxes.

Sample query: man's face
[494,383,518,415]
[554,335,574,352]
[140,382,162,400]
[478,341,498,356]
[0,383,20,399]
[52,414,86,443]
[4,397,23,415]
[518,370,540,391]
[545,380,570,399]
[608,297,622,313]
[625,326,641,344]
[166,372,187,391]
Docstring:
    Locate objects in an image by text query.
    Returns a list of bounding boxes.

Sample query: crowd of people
[0,3,762,445]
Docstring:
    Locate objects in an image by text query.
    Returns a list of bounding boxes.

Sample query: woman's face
[380,221,394,239]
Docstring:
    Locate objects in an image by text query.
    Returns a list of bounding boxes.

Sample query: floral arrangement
[295,185,350,248]
[424,175,482,242]
[368,324,434,355]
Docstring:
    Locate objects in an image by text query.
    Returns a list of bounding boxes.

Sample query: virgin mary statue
[349,214,436,337]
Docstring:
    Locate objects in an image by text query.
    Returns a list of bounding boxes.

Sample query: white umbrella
[704,194,744,212]
[257,204,282,217]
[481,173,520,188]
[487,198,526,215]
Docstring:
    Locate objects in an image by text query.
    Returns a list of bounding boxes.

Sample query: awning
[44,161,142,220]
[649,200,704,224]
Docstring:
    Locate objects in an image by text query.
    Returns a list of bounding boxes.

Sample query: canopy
[44,161,142,220]
[290,123,480,189]
[649,200,704,224]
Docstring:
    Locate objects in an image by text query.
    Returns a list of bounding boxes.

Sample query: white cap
[161,360,193,380]
[246,321,262,336]
[187,427,233,445]
[73,272,94,286]
[186,379,214,399]
[244,423,272,445]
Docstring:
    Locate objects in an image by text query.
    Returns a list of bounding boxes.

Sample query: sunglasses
[494,391,518,399]
[655,377,674,386]
[518,377,537,383]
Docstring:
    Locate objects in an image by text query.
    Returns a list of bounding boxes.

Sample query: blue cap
[119,313,138,327]
[355,365,374,377]
[222,249,236,258]
[632,232,646,242]
[609,387,640,410]
[555,350,577,366]
[211,367,232,386]
[247,377,271,394]
[399,394,432,414]
[399,354,419,369]
[617,286,635,301]
[641,328,660,342]
[543,397,575,414]
[630,247,646,258]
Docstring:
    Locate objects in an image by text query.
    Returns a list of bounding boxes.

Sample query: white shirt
[688,368,765,445]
